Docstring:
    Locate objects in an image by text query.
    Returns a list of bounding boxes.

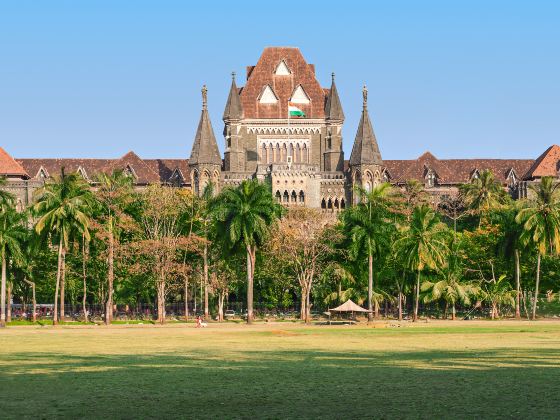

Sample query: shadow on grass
[1,348,559,419]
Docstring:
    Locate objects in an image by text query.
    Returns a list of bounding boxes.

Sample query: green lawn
[1,321,559,419]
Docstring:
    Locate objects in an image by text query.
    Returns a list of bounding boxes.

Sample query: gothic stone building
[1,47,559,209]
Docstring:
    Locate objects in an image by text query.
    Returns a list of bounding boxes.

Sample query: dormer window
[258,85,278,104]
[77,166,88,180]
[274,60,291,76]
[37,166,49,180]
[426,170,437,188]
[290,85,310,104]
[471,169,480,181]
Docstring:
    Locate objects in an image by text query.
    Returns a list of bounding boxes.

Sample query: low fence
[8,293,560,321]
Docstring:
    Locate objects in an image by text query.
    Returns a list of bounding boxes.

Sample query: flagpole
[287,99,290,165]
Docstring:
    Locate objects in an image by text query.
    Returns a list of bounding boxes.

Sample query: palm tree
[95,170,133,324]
[211,179,282,324]
[394,204,449,321]
[497,205,525,319]
[33,170,94,325]
[0,206,26,327]
[459,169,508,226]
[341,183,394,320]
[421,238,478,320]
[516,176,560,320]
[479,274,516,319]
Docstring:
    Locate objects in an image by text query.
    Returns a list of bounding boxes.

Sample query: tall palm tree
[394,204,449,321]
[33,170,94,325]
[95,170,133,324]
[0,206,26,327]
[497,205,525,319]
[211,179,282,324]
[459,169,508,226]
[341,183,394,320]
[516,176,560,320]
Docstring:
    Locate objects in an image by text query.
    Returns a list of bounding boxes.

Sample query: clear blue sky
[1,0,558,160]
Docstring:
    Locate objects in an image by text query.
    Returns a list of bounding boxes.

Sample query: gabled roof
[0,147,28,178]
[144,159,191,185]
[330,299,369,313]
[324,73,344,121]
[523,144,560,179]
[349,87,382,167]
[190,87,222,167]
[108,151,161,184]
[222,73,243,121]
[240,47,327,119]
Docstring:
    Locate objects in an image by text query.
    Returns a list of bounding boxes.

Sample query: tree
[95,170,134,324]
[0,206,26,327]
[341,183,394,320]
[459,169,508,226]
[516,177,560,320]
[0,177,15,209]
[133,185,191,324]
[211,179,282,324]
[479,274,516,319]
[394,204,449,321]
[421,237,479,320]
[268,208,333,323]
[33,170,94,325]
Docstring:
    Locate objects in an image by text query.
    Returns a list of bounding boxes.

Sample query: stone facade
[1,47,559,208]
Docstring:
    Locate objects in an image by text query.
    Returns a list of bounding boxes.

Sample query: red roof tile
[0,147,29,178]
[523,145,560,179]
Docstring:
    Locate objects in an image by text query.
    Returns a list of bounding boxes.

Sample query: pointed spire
[189,85,222,166]
[222,71,243,121]
[325,72,344,121]
[349,84,383,167]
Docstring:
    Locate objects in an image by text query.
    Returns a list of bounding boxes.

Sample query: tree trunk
[532,252,541,320]
[82,237,88,323]
[60,247,66,322]
[451,303,456,320]
[515,249,521,320]
[53,237,63,325]
[300,285,306,321]
[0,248,6,327]
[157,279,165,324]
[367,253,373,322]
[305,290,311,324]
[246,245,255,324]
[413,270,421,322]
[398,292,403,321]
[218,292,225,322]
[184,275,189,322]
[23,278,36,323]
[203,243,209,319]
[106,214,114,325]
[6,282,11,323]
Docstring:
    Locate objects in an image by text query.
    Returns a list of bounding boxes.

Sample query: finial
[202,85,208,110]
[331,72,335,83]
[362,84,368,109]
[231,71,236,81]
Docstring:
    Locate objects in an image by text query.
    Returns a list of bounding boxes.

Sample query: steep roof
[107,151,161,184]
[382,153,534,184]
[349,86,382,166]
[324,73,344,121]
[240,47,327,119]
[0,147,29,178]
[523,145,560,179]
[144,159,191,185]
[189,86,222,166]
[222,73,243,121]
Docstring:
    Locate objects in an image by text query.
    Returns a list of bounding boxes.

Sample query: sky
[1,0,559,160]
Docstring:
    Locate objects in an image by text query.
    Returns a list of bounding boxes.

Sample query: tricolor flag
[288,102,305,118]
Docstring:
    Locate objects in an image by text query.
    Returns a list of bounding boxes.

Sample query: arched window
[303,144,308,163]
[289,143,294,161]
[334,198,339,209]
[340,198,346,209]
[327,199,333,210]
[283,191,289,203]
[321,198,326,209]
[296,144,301,163]
[291,190,297,203]
[299,190,305,203]
[275,143,280,163]
[282,144,287,162]
[275,190,281,202]
[261,144,267,163]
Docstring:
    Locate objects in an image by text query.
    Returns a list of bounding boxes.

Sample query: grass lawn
[1,321,560,419]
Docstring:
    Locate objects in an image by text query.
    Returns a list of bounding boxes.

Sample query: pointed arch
[299,190,305,204]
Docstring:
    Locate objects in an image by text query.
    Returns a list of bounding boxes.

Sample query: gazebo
[326,299,371,323]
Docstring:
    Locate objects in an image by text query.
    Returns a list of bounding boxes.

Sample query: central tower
[221,47,345,208]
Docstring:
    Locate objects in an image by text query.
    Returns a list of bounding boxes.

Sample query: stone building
[0,47,558,208]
